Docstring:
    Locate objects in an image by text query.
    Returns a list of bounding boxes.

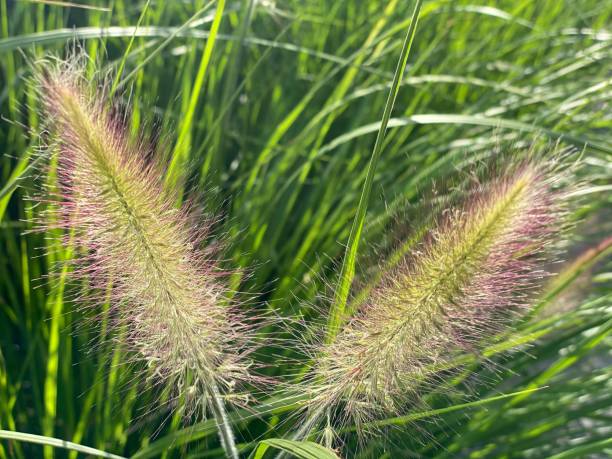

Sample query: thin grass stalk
[210,380,239,459]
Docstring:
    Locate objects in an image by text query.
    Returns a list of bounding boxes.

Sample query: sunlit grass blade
[108,0,151,99]
[326,0,423,343]
[165,0,226,190]
[0,429,126,459]
[0,146,41,220]
[509,318,612,405]
[21,1,111,12]
[115,1,216,90]
[250,439,340,459]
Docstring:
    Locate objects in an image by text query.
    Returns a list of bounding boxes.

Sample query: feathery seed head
[36,60,255,417]
[306,154,572,433]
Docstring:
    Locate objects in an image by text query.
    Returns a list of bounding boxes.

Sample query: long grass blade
[0,429,126,459]
[108,0,151,99]
[165,0,226,190]
[250,439,340,459]
[325,0,423,343]
[21,0,111,12]
[358,387,547,430]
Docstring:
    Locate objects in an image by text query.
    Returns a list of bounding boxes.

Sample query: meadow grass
[0,1,611,458]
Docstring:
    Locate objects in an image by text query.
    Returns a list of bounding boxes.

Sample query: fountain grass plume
[304,152,573,437]
[35,58,252,458]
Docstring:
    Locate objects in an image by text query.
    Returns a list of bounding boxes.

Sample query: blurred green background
[0,0,611,457]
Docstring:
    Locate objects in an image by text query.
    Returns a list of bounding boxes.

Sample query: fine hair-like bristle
[35,59,254,444]
[304,154,571,436]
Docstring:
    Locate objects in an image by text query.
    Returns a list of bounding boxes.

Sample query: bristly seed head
[306,154,572,434]
[36,59,255,417]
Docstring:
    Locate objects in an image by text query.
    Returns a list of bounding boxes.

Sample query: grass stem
[210,381,240,459]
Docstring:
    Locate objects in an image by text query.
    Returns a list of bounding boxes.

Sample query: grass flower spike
[307,156,570,434]
[37,61,252,458]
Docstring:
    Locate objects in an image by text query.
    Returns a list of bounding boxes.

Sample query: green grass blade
[307,115,612,161]
[108,0,151,99]
[115,2,216,91]
[509,318,612,405]
[547,438,612,459]
[0,146,42,221]
[21,0,111,11]
[325,0,422,343]
[531,236,612,317]
[165,0,226,190]
[352,387,546,430]
[42,247,72,459]
[0,429,126,459]
[249,439,340,459]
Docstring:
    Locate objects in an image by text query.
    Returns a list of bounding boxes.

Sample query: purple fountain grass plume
[34,59,252,458]
[303,154,573,439]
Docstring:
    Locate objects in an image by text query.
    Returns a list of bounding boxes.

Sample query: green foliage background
[0,0,610,457]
